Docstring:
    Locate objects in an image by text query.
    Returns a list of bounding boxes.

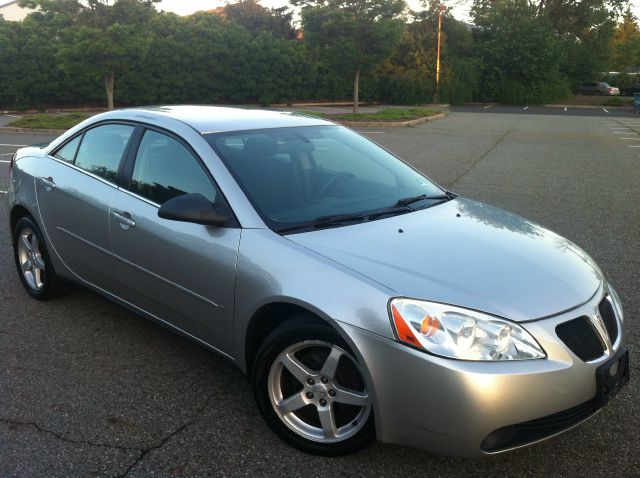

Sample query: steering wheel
[317,172,355,198]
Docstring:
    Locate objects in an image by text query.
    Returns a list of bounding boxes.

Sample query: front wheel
[253,320,375,455]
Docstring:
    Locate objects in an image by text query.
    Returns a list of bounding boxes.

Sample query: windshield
[205,125,446,232]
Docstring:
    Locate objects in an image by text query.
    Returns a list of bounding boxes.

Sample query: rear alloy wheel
[253,321,374,455]
[13,216,70,300]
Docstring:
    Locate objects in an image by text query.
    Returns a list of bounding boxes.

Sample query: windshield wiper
[368,206,413,220]
[394,193,451,208]
[276,193,456,234]
[276,213,366,234]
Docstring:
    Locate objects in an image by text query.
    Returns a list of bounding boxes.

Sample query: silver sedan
[7,106,629,456]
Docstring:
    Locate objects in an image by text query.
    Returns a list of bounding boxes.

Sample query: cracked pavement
[1,110,638,476]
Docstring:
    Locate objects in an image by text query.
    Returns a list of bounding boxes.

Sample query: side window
[130,130,217,205]
[74,124,135,182]
[53,135,81,163]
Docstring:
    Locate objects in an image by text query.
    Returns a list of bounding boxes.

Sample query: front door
[109,129,240,355]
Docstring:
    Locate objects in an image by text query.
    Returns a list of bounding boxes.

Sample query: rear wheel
[13,216,70,300]
[253,319,374,455]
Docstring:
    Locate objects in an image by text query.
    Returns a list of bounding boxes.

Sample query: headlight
[608,285,624,323]
[389,298,545,361]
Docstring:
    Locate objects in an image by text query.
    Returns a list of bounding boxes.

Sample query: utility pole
[434,4,446,104]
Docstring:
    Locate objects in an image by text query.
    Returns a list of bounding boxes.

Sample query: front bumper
[337,285,626,457]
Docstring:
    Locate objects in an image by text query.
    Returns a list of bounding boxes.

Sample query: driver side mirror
[158,193,229,227]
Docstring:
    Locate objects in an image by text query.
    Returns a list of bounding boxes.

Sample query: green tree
[223,0,294,39]
[375,2,477,105]
[0,18,20,106]
[473,0,619,86]
[611,8,640,71]
[19,0,158,110]
[472,0,569,104]
[298,0,407,113]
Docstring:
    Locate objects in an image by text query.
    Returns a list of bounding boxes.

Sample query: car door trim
[116,186,161,208]
[58,226,224,310]
[45,155,121,189]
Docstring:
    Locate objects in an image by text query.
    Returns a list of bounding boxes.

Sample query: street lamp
[435,4,446,104]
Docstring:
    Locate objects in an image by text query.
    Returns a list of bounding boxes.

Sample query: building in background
[0,0,30,21]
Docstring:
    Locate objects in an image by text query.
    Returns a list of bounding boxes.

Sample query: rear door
[36,123,136,289]
[109,128,240,355]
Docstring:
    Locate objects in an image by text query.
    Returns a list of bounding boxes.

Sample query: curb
[337,113,447,127]
[0,127,67,135]
[544,104,633,109]
[0,112,448,134]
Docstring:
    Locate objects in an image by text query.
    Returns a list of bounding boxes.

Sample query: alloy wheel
[267,340,371,443]
[17,227,46,291]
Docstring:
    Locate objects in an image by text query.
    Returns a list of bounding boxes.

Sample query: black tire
[252,317,375,455]
[594,90,601,96]
[13,216,71,300]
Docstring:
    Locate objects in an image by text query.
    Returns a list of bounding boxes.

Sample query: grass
[8,113,89,130]
[602,97,634,107]
[299,107,440,122]
[338,107,440,121]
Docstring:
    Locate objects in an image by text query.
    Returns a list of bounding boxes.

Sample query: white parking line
[620,138,640,140]
[0,190,7,194]
[0,152,14,156]
[564,107,567,112]
[0,159,10,163]
[0,143,27,147]
[602,108,609,113]
[2,114,21,118]
[612,132,630,134]
[523,106,529,110]
[483,105,494,109]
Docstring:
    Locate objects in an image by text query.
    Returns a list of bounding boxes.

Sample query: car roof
[108,105,334,134]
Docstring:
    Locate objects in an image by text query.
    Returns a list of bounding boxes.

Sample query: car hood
[285,198,602,322]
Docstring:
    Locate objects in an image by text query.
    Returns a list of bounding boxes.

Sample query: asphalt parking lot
[1,108,639,477]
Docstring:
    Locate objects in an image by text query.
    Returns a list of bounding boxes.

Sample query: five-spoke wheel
[268,340,370,443]
[13,216,69,300]
[253,320,374,455]
[17,227,46,291]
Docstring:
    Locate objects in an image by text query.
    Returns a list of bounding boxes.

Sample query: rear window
[74,124,135,182]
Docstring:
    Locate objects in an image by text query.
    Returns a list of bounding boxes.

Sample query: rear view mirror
[158,193,228,227]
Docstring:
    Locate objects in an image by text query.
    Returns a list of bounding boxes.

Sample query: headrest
[244,135,277,158]
[277,140,315,155]
[86,132,124,154]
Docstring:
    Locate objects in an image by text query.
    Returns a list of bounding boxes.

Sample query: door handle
[40,176,56,191]
[112,211,136,229]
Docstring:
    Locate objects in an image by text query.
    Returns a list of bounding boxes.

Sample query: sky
[1,0,639,24]
[154,0,640,24]
[156,0,472,21]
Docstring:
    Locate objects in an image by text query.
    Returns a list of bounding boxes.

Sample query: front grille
[556,316,604,361]
[598,297,618,344]
[481,398,600,452]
